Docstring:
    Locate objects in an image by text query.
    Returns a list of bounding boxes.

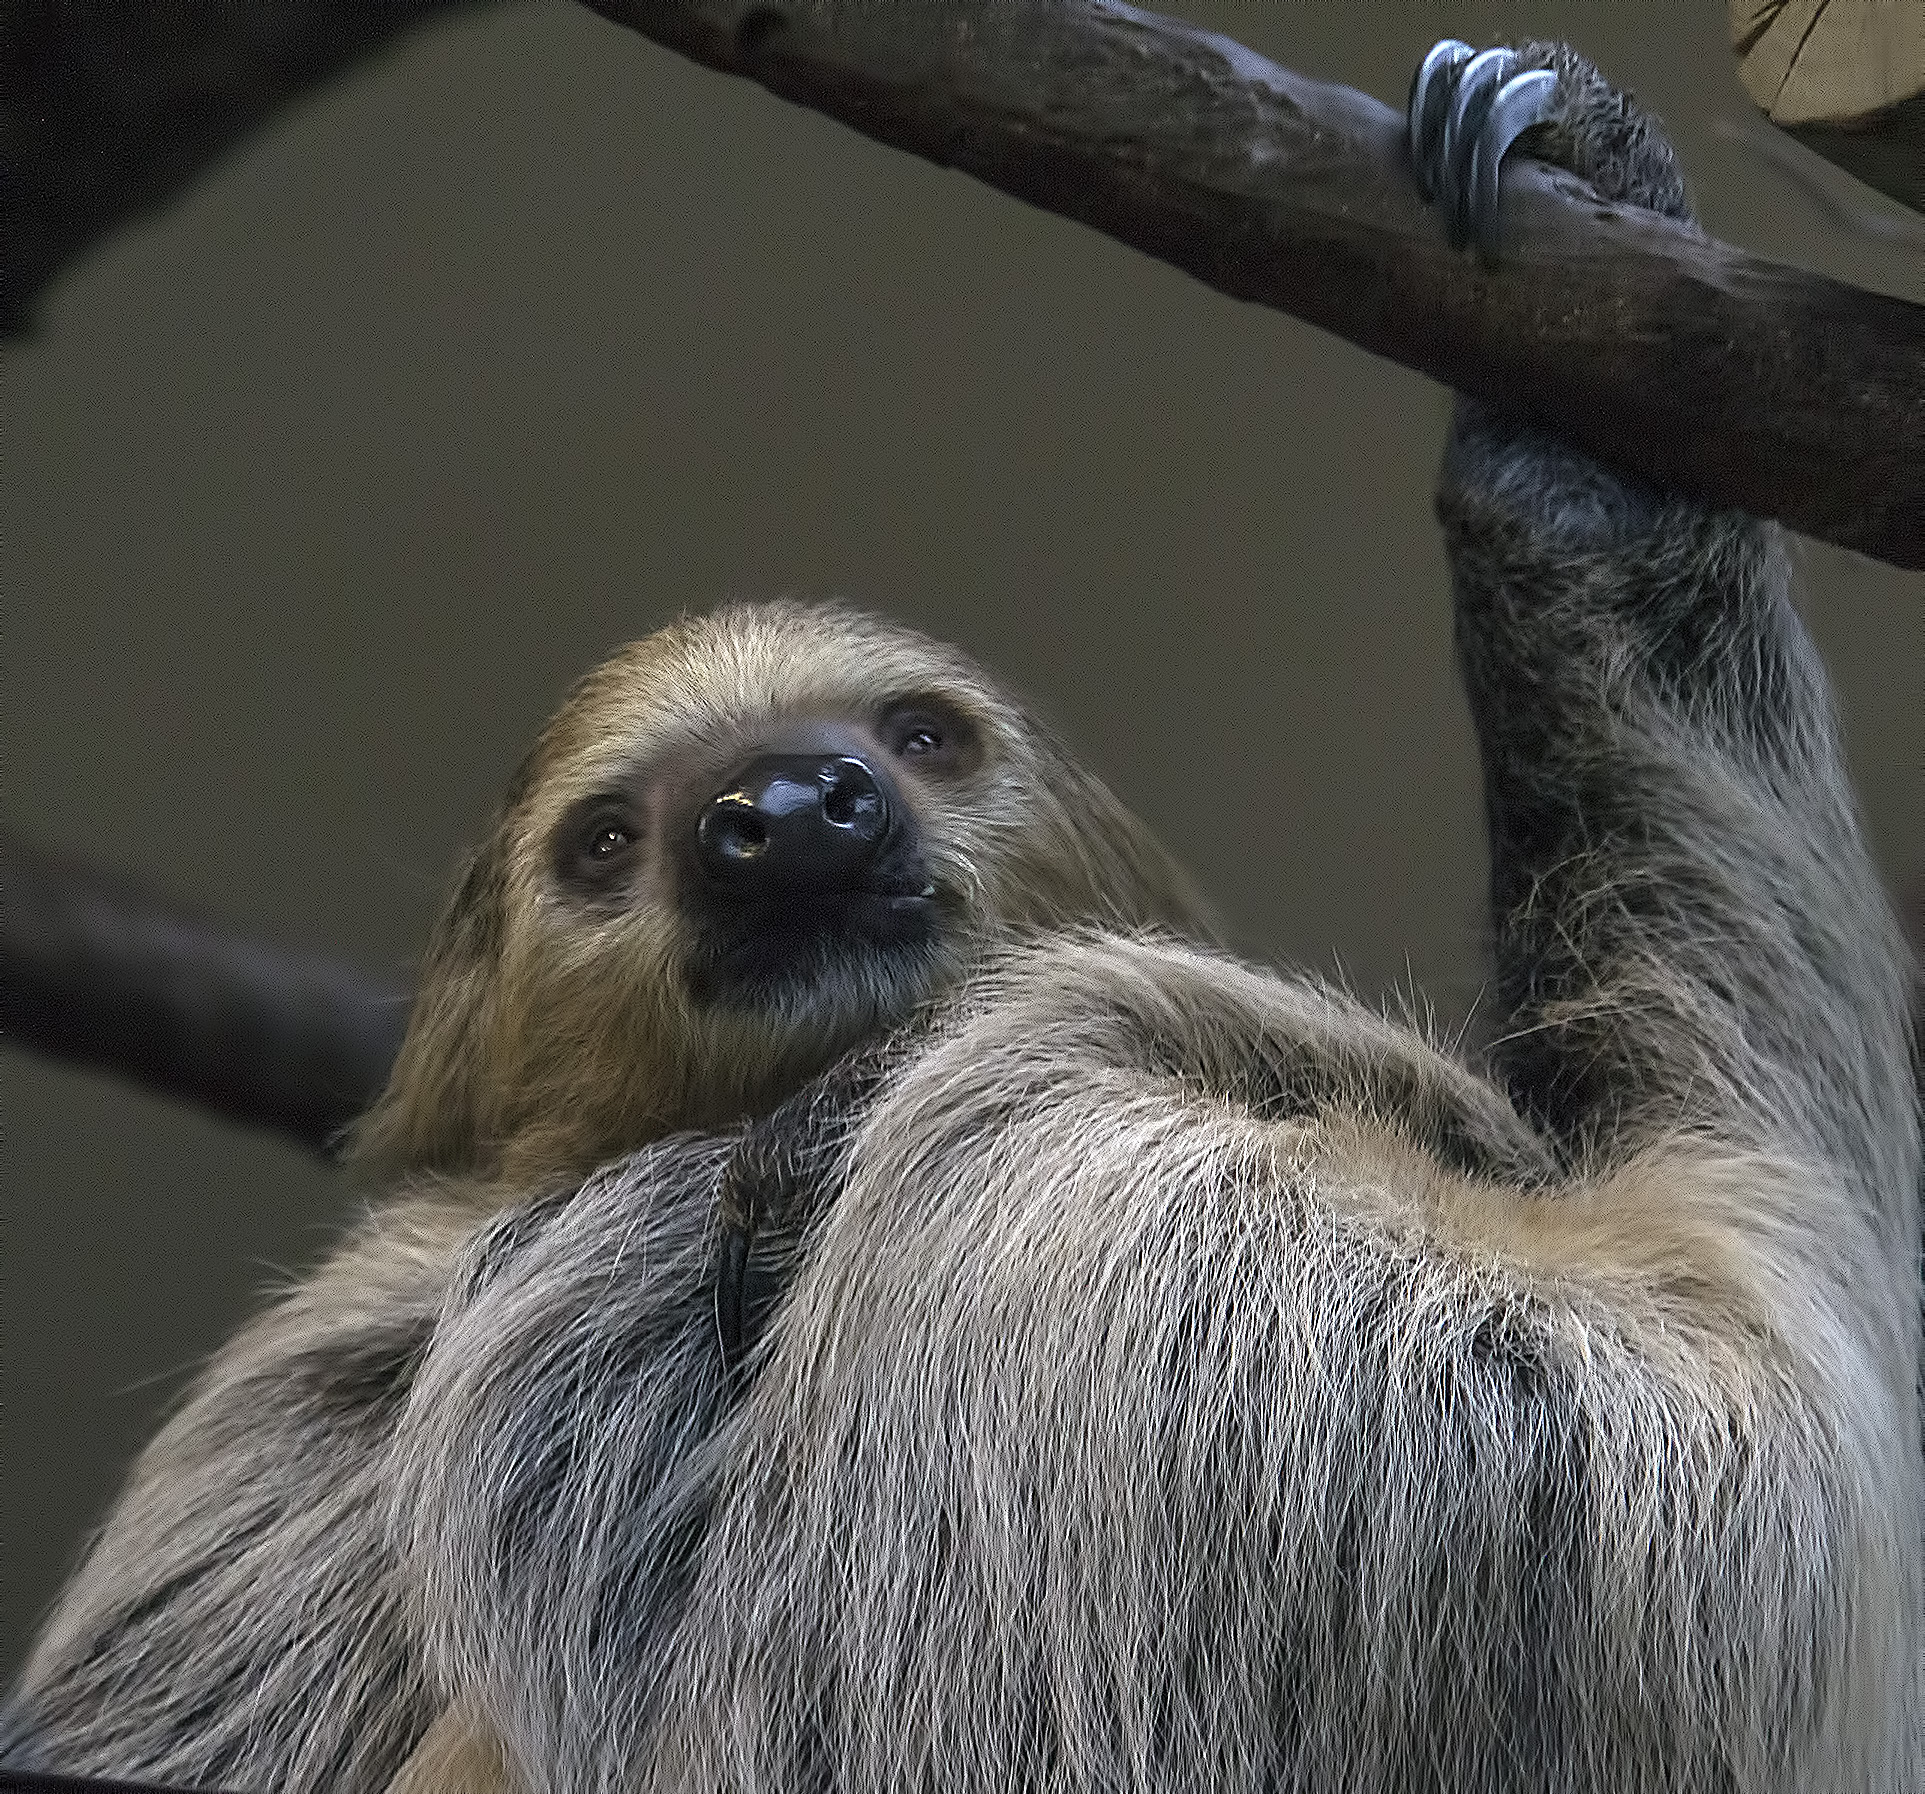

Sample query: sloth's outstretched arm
[1438,49,1918,1217]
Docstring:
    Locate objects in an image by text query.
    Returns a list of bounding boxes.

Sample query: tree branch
[1,833,408,1156]
[578,0,1925,570]
[4,0,496,334]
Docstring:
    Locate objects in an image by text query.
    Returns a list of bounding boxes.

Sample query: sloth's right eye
[553,802,641,891]
[878,698,980,775]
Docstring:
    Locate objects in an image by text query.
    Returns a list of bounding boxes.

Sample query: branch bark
[579,0,1925,570]
[1,834,408,1156]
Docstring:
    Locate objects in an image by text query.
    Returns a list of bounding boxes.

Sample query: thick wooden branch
[4,0,496,334]
[1,834,408,1155]
[581,0,1925,570]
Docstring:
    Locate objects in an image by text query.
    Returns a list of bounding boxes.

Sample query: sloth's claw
[1407,38,1472,202]
[1407,39,1558,262]
[1438,47,1521,236]
[1465,67,1558,255]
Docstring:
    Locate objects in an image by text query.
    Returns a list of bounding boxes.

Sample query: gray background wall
[6,0,1921,1674]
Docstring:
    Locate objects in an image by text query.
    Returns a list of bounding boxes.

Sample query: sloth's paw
[1407,39,1694,261]
[1406,40,1557,262]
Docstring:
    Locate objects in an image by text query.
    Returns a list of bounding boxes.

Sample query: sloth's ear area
[1407,40,1557,262]
[347,834,513,1180]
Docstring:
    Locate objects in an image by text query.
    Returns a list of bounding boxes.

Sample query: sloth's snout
[696,753,893,896]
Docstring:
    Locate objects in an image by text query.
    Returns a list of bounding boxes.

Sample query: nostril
[818,759,885,836]
[725,814,769,856]
[822,779,860,827]
[700,803,770,866]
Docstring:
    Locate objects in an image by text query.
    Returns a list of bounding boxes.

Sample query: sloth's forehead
[529,604,1020,797]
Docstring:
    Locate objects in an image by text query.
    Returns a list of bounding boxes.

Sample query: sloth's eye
[553,800,641,893]
[881,702,978,774]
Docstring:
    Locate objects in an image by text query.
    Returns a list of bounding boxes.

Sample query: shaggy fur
[7,42,1920,1794]
[3,582,1211,1794]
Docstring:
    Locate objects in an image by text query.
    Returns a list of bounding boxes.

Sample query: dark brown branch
[3,0,497,334]
[0,833,408,1155]
[580,0,1925,570]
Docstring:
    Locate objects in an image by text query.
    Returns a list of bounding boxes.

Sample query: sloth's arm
[605,49,1918,1794]
[1435,45,1917,1213]
[0,1199,473,1793]
[380,1095,875,1794]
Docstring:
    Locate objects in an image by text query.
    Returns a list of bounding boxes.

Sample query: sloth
[7,37,1921,1794]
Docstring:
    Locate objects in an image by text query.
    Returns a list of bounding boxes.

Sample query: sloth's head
[353,600,1210,1186]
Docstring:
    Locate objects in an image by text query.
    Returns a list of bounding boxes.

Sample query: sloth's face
[476,602,1048,1149]
[544,687,986,1022]
[361,600,1212,1182]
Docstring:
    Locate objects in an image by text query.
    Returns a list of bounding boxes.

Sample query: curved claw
[1439,48,1518,246]
[1406,39,1563,265]
[1465,69,1557,262]
[1407,38,1472,202]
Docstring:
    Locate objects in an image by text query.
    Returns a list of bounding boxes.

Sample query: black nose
[695,754,893,897]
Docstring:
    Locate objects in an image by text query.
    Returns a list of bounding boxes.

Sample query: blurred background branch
[2,832,408,1155]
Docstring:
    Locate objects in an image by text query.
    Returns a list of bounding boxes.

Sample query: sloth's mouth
[683,883,942,1008]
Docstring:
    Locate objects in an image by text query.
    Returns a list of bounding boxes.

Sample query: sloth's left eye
[553,800,642,893]
[881,702,978,773]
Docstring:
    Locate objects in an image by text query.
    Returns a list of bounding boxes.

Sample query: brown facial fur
[349,600,1211,1190]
